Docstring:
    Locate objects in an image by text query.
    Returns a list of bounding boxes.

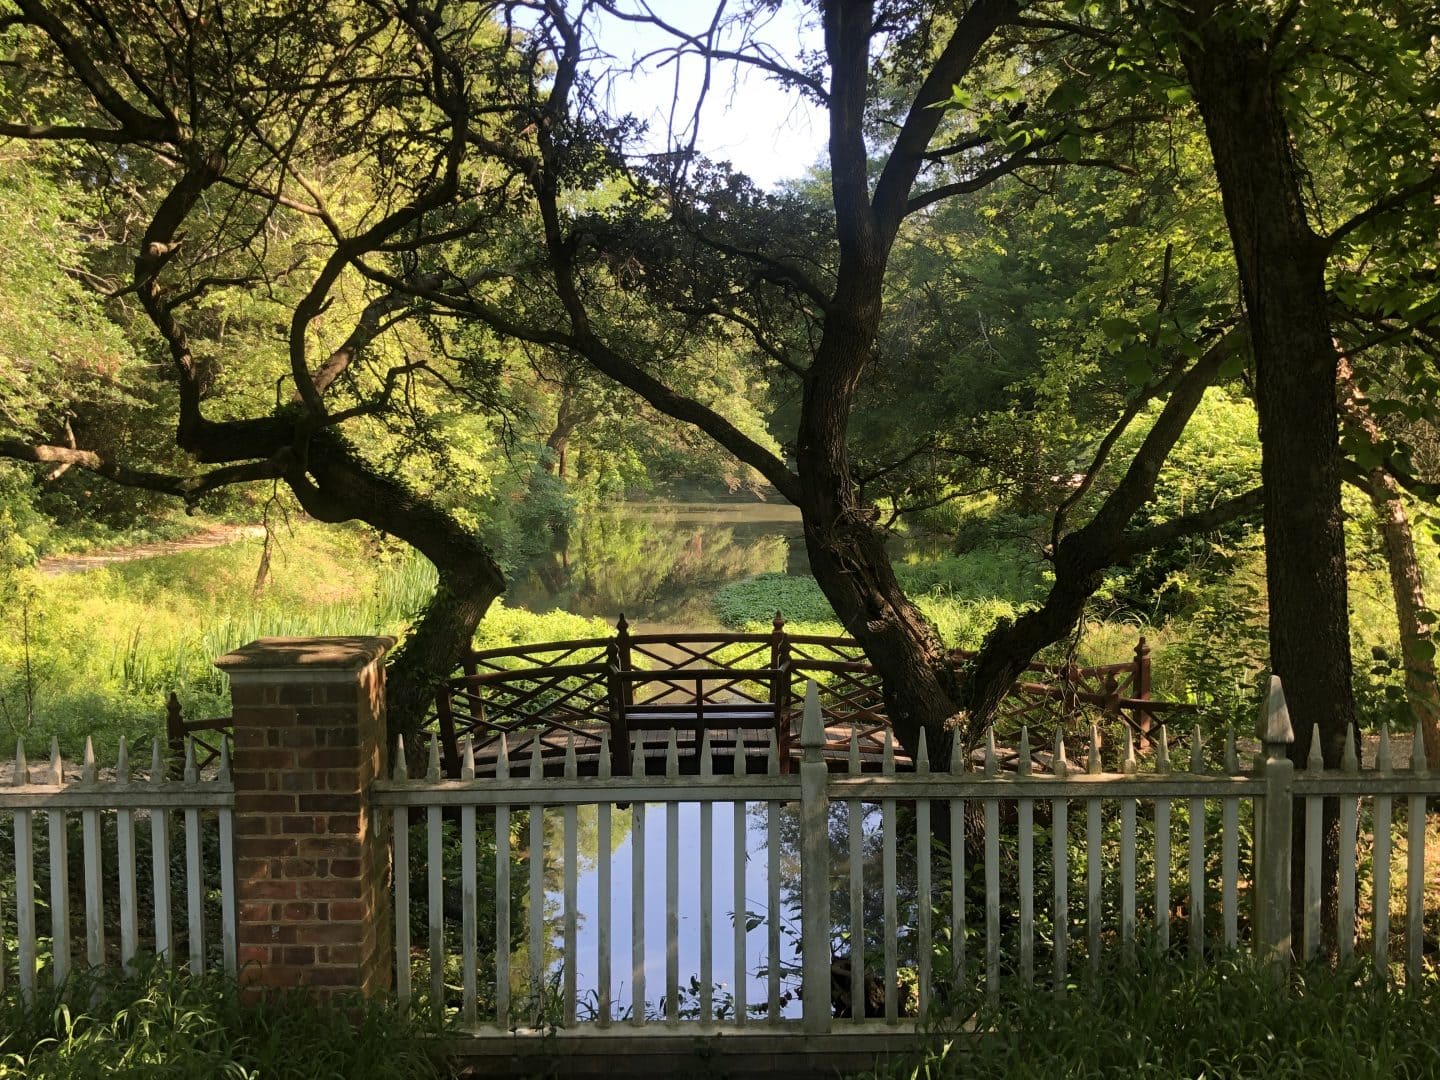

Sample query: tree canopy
[0,0,1436,759]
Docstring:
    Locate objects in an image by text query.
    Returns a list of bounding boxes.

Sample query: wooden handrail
[608,665,788,683]
[462,636,612,663]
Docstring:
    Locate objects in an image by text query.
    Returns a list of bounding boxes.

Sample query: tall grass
[0,523,602,757]
[0,959,444,1079]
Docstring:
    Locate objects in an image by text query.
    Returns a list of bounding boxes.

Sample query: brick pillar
[215,636,394,997]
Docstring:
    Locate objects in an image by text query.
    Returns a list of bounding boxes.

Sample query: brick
[241,880,298,901]
[234,793,298,814]
[328,900,368,921]
[302,967,361,987]
[297,836,355,858]
[237,903,273,923]
[296,923,359,945]
[280,858,319,878]
[282,946,316,966]
[329,859,361,879]
[279,771,317,793]
[321,944,360,965]
[280,902,315,921]
[278,683,317,705]
[234,728,270,749]
[323,770,363,793]
[295,747,357,769]
[280,816,318,834]
[237,749,298,770]
[235,837,298,858]
[323,682,360,703]
[277,727,318,749]
[297,793,358,813]
[297,878,358,899]
[236,858,274,879]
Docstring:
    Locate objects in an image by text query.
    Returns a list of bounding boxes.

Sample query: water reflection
[508,498,805,629]
[552,802,805,1022]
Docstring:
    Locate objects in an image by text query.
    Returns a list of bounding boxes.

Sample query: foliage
[0,960,443,1080]
[0,524,607,757]
[864,959,1440,1080]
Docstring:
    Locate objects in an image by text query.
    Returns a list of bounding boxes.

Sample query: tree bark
[287,431,506,737]
[1177,6,1357,768]
[1337,359,1440,767]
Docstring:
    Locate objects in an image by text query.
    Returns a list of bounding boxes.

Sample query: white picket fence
[375,680,1440,1034]
[3,680,1435,1039]
[0,736,237,998]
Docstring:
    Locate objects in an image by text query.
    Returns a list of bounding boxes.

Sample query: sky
[584,4,830,190]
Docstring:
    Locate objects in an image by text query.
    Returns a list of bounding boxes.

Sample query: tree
[0,0,520,733]
[423,0,1262,763]
[1170,0,1440,768]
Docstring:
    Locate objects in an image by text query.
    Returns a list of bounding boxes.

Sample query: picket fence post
[1255,675,1295,971]
[798,681,833,1034]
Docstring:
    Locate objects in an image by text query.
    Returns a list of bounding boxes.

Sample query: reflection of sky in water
[552,801,804,1022]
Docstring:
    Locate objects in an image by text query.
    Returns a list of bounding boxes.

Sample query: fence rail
[377,678,1438,1035]
[0,736,237,1000]
[427,617,1176,777]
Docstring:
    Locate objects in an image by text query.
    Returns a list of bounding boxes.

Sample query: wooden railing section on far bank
[429,614,1196,778]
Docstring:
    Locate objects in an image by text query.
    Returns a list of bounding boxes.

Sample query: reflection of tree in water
[756,801,925,980]
[511,510,789,623]
[417,803,632,1025]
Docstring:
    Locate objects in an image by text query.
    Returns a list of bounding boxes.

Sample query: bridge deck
[467,713,909,777]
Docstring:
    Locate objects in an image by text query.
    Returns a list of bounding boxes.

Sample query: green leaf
[1058,133,1083,163]
[1101,316,1134,340]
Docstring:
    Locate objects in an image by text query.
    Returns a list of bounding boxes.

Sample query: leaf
[1125,357,1155,386]
[1101,316,1134,341]
[1059,133,1084,163]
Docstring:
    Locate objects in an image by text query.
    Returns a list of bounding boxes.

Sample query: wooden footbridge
[427,615,1171,779]
[170,615,1179,779]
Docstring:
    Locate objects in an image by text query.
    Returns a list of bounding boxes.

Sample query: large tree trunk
[1371,470,1440,766]
[1178,4,1358,949]
[180,419,505,739]
[293,432,506,737]
[1177,7,1357,767]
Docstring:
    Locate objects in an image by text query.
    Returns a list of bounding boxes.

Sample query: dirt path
[35,523,266,577]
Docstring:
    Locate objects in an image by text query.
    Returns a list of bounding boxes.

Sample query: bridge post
[797,681,833,1034]
[771,612,793,771]
[614,614,634,709]
[1134,636,1153,740]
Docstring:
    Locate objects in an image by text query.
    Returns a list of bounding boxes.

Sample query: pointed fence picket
[371,677,1440,1037]
[0,736,235,998]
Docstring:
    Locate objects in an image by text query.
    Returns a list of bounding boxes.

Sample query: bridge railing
[429,615,1175,775]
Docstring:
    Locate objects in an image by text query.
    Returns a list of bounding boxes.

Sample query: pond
[506,493,806,632]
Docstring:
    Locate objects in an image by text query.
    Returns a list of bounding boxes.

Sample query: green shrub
[864,959,1440,1080]
[0,960,444,1079]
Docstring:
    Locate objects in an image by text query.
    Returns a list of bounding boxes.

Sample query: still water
[506,495,806,631]
[561,801,805,1022]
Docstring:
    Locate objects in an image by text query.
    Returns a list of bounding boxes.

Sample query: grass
[0,959,446,1079]
[0,522,607,758]
[864,958,1440,1080]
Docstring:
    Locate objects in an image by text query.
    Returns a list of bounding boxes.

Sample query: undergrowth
[0,522,606,757]
[0,959,445,1079]
[863,958,1440,1080]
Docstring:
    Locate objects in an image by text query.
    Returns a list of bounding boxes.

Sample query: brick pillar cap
[215,636,394,679]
